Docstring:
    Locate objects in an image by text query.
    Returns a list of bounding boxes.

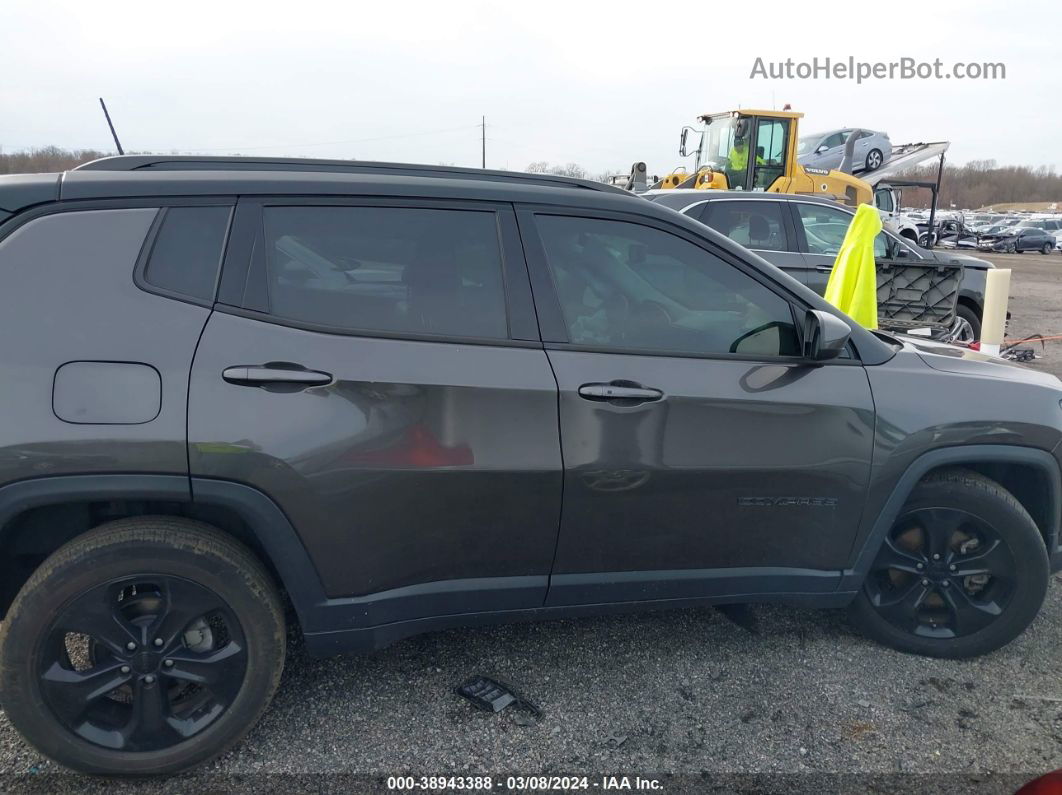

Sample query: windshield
[693,115,740,171]
[797,136,820,155]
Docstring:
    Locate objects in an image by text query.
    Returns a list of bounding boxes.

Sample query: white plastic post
[979,269,1011,357]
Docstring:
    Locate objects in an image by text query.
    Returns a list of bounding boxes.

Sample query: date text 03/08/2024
[385,775,664,791]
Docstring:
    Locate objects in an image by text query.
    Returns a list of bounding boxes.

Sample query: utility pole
[481,115,486,169]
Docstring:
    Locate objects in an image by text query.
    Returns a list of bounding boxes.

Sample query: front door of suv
[793,201,918,297]
[518,208,876,606]
[188,198,562,623]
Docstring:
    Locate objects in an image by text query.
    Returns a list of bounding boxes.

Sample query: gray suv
[0,157,1060,777]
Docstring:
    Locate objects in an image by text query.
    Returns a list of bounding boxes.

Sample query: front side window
[701,201,790,252]
[796,202,896,260]
[821,132,846,150]
[261,206,508,339]
[535,215,800,358]
[795,203,854,255]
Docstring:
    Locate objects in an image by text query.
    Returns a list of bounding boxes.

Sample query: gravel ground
[1,251,1061,793]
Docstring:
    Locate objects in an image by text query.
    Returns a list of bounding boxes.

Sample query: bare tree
[895,161,1062,209]
[0,147,114,174]
[525,161,590,179]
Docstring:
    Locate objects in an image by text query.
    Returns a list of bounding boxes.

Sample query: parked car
[797,128,891,172]
[935,218,981,250]
[978,226,1056,254]
[645,190,992,341]
[0,158,1060,777]
[1017,217,1062,232]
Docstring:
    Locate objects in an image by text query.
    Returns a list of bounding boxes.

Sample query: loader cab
[680,110,800,192]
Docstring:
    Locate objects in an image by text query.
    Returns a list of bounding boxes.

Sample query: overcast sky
[2,0,1058,174]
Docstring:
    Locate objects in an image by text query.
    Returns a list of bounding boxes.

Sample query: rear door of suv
[516,205,875,606]
[188,197,562,623]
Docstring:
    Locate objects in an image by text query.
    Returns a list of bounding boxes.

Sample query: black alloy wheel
[863,507,1015,639]
[38,574,247,752]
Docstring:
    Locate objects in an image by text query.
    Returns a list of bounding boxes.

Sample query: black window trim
[515,202,858,365]
[217,195,541,347]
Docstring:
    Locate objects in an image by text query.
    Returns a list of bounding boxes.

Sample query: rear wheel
[1041,242,1053,255]
[865,149,884,171]
[0,517,286,776]
[849,469,1048,658]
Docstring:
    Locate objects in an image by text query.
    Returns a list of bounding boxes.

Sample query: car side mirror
[895,245,910,259]
[804,309,851,361]
[816,144,828,154]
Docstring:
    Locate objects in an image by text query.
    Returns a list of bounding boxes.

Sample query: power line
[113,124,483,155]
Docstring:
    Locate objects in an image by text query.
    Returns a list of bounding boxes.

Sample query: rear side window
[142,206,231,301]
[260,206,508,339]
[702,201,791,252]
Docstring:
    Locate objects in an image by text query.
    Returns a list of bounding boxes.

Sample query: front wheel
[849,469,1048,658]
[955,303,982,342]
[0,517,286,776]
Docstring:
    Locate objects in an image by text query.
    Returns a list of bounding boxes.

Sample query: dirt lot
[1,251,1061,793]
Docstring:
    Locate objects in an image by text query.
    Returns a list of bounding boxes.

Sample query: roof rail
[73,155,628,195]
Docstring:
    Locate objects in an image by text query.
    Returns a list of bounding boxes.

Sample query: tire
[0,517,286,776]
[865,149,883,171]
[849,469,1049,658]
[956,303,982,342]
[1041,242,1053,255]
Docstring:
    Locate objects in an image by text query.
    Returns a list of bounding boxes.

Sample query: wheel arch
[0,475,328,630]
[842,445,1062,591]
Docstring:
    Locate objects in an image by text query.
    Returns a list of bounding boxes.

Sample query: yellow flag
[823,203,882,329]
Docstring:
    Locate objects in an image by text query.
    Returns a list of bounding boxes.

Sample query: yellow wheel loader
[633,109,872,207]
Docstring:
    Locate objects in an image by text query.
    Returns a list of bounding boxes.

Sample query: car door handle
[578,383,664,403]
[815,265,834,272]
[222,365,333,387]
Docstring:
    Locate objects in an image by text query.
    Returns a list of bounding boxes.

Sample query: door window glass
[752,119,789,190]
[796,202,892,259]
[535,215,800,357]
[261,207,508,338]
[702,201,790,252]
